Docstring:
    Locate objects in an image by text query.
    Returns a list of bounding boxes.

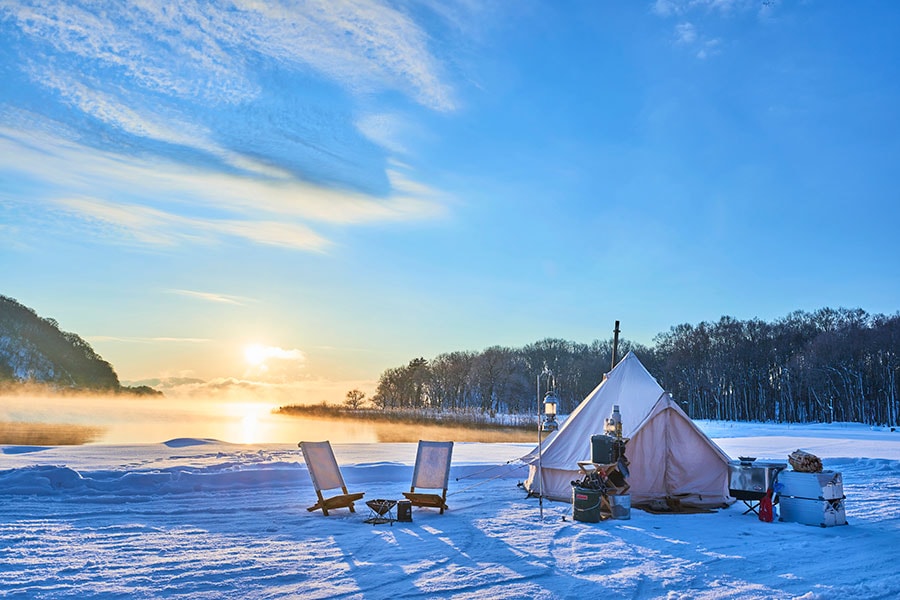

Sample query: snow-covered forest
[370,308,900,426]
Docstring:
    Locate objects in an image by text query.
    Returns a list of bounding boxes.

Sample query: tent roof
[522,351,666,468]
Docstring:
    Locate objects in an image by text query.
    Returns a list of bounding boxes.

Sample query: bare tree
[344,389,366,411]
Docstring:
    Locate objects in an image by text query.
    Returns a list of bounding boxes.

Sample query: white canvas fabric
[522,352,732,507]
[411,440,454,490]
[300,441,346,492]
[625,395,732,506]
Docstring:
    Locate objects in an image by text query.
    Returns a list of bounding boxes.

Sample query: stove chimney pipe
[611,320,621,371]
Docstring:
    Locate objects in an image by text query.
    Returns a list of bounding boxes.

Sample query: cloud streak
[167,290,253,306]
[653,0,774,60]
[653,0,756,17]
[0,124,446,250]
[88,336,211,343]
[3,0,454,110]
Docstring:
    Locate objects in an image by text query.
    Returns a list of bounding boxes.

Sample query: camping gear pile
[571,404,632,523]
[571,459,631,522]
[777,450,846,527]
[727,449,848,527]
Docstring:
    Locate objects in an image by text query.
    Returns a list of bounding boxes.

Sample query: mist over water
[1,393,352,444]
[0,394,536,445]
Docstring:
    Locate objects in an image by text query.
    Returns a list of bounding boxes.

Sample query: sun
[244,344,268,367]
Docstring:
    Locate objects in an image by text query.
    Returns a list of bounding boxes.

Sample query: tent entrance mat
[633,498,719,515]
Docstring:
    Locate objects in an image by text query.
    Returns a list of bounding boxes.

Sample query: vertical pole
[537,370,543,521]
[611,320,621,371]
[536,364,551,521]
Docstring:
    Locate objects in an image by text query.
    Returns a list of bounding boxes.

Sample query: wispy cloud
[653,0,771,58]
[0,124,446,250]
[30,67,209,148]
[148,375,375,405]
[167,290,254,306]
[244,343,307,381]
[673,22,721,59]
[88,336,211,343]
[3,0,454,111]
[53,195,333,251]
[695,38,722,60]
[356,113,410,154]
[653,0,755,17]
[675,22,698,44]
[22,63,341,182]
[245,344,306,363]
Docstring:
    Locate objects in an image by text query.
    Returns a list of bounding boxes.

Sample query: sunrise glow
[244,344,268,367]
[240,409,259,444]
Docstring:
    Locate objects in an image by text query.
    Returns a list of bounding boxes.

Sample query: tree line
[361,307,900,426]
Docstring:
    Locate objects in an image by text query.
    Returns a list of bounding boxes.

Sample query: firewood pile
[788,449,823,473]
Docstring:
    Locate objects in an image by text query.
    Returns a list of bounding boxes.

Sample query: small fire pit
[364,499,397,525]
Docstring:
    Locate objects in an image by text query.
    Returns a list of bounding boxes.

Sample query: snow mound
[2,445,53,454]
[163,438,222,448]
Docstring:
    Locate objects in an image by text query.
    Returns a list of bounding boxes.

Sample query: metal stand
[364,499,397,525]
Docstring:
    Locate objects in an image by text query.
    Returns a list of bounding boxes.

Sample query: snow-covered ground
[1,422,898,599]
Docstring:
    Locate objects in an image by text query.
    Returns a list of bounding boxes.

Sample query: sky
[2,0,900,405]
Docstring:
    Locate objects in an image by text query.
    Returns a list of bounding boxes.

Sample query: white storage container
[779,496,847,527]
[777,470,843,500]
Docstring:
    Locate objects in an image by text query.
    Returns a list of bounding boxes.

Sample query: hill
[0,295,159,395]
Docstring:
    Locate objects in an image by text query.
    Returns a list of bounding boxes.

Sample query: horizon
[3,1,899,407]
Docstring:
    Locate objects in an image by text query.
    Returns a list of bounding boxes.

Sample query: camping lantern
[542,390,559,432]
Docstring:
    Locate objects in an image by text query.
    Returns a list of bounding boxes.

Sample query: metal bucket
[609,494,631,520]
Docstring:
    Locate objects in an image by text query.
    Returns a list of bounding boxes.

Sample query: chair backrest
[299,441,346,492]
[411,440,454,490]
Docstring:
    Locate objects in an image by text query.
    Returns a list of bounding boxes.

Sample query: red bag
[758,489,774,523]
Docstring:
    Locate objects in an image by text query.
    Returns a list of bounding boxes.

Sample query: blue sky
[2,0,899,403]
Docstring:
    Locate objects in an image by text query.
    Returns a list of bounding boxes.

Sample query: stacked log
[788,449,823,473]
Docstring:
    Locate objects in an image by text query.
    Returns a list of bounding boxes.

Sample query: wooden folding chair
[403,440,454,514]
[298,441,364,516]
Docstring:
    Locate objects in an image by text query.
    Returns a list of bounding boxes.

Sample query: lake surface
[0,394,536,445]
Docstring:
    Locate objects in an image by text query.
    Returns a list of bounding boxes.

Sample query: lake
[0,394,537,445]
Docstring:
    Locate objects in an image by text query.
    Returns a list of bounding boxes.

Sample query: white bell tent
[522,352,732,508]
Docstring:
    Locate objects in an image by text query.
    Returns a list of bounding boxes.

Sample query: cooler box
[779,496,847,527]
[777,470,843,500]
